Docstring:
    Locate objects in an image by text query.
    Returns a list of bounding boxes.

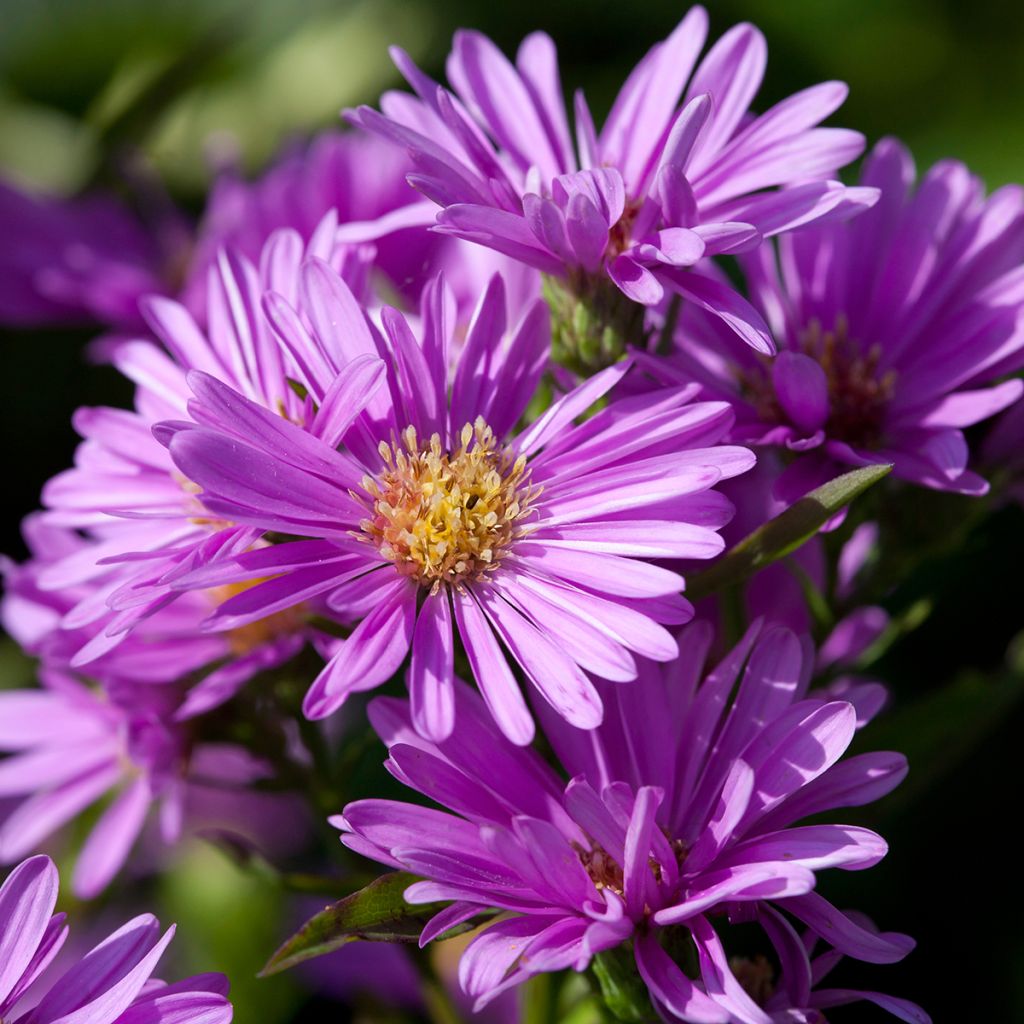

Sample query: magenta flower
[34,219,351,685]
[0,130,436,335]
[0,855,232,1024]
[0,180,168,332]
[337,620,919,1019]
[348,6,875,355]
[159,263,752,741]
[181,130,449,319]
[741,906,929,1023]
[652,137,1024,500]
[0,670,272,898]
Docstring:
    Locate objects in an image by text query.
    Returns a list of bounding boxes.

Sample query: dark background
[2,1,1023,1019]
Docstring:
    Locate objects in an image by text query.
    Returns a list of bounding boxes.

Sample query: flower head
[0,180,167,332]
[338,620,921,1020]
[160,265,752,741]
[653,137,1024,500]
[0,855,231,1024]
[0,129,436,335]
[0,652,277,899]
[348,6,876,361]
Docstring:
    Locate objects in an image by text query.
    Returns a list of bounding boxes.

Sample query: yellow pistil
[358,419,540,591]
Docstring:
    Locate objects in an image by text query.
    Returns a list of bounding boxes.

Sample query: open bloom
[347,5,875,356]
[0,665,275,898]
[0,855,232,1024]
[161,265,752,741]
[338,619,921,1020]
[652,137,1024,500]
[35,215,356,677]
[0,129,434,335]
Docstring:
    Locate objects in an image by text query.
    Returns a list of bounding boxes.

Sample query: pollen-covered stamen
[358,419,540,590]
[739,314,898,448]
[175,474,232,531]
[574,842,626,896]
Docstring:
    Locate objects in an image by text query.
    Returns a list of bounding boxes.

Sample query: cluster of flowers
[3,5,1023,1021]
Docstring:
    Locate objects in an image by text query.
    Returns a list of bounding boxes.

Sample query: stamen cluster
[358,419,539,590]
[740,314,897,447]
[803,315,897,446]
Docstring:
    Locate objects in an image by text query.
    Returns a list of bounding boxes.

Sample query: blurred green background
[1,0,1023,1020]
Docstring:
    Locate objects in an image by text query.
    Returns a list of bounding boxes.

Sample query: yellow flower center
[358,419,540,590]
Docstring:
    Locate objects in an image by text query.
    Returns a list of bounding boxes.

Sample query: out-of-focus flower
[348,5,875,365]
[651,137,1024,501]
[180,131,451,319]
[0,130,448,335]
[161,264,752,741]
[0,672,274,899]
[337,620,918,1019]
[982,393,1024,505]
[0,854,232,1023]
[33,218,352,691]
[0,181,168,331]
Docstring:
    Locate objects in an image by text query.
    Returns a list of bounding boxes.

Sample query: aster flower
[181,130,454,319]
[0,130,439,335]
[734,906,929,1023]
[337,619,919,1020]
[0,855,232,1024]
[346,6,876,364]
[650,137,1024,501]
[161,264,752,741]
[0,179,169,332]
[34,216,352,684]
[0,667,274,898]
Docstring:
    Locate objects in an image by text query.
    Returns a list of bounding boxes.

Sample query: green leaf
[259,871,469,976]
[685,463,893,602]
[590,944,655,1022]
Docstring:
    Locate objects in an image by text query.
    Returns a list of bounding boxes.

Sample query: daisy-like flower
[651,137,1024,501]
[0,129,433,335]
[732,906,929,1023]
[346,6,876,365]
[160,264,752,741]
[337,620,920,1020]
[36,216,353,670]
[0,855,232,1024]
[0,668,274,899]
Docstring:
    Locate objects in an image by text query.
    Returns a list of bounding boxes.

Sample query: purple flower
[337,620,920,1020]
[0,180,168,332]
[0,670,272,898]
[652,137,1024,500]
[0,855,232,1024]
[0,130,440,335]
[347,6,875,357]
[741,907,929,1023]
[160,264,752,741]
[180,131,453,320]
[32,219,356,702]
